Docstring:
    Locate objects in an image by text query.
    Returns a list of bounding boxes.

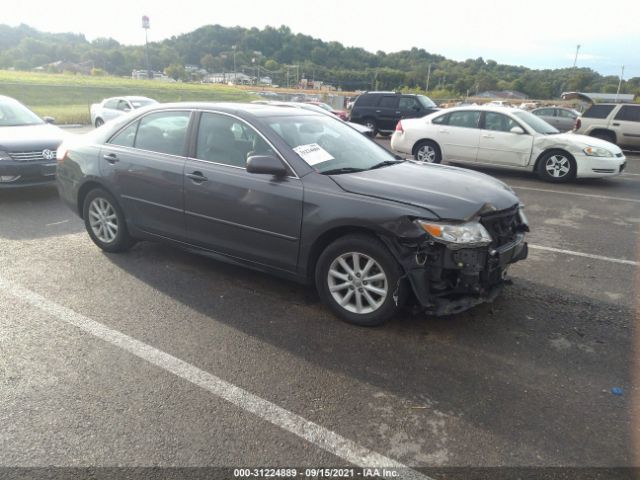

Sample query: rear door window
[557,109,576,119]
[614,105,640,122]
[431,113,449,125]
[104,99,119,109]
[379,96,399,109]
[535,108,554,117]
[134,111,191,156]
[109,122,138,148]
[354,95,378,107]
[583,104,616,119]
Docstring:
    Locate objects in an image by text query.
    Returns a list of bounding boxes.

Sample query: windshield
[0,98,44,127]
[512,110,559,134]
[131,99,157,109]
[264,114,396,174]
[418,95,437,108]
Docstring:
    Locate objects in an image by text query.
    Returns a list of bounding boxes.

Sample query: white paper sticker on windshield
[293,143,334,166]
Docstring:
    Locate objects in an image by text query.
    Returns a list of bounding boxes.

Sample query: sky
[4,0,640,78]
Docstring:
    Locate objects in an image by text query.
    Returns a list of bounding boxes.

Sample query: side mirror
[510,126,525,134]
[43,116,55,124]
[246,155,288,177]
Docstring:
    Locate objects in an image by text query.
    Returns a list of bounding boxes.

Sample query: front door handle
[482,134,494,139]
[103,153,119,164]
[438,129,449,134]
[612,123,620,126]
[186,171,208,183]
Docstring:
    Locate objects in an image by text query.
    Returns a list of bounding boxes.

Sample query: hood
[542,132,622,152]
[0,123,69,151]
[330,162,520,220]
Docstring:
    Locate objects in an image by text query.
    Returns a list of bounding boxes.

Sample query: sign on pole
[142,15,150,29]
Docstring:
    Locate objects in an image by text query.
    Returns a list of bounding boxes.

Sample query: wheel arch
[77,180,114,219]
[305,225,385,284]
[589,128,617,143]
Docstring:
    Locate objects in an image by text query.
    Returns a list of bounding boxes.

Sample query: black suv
[349,92,439,136]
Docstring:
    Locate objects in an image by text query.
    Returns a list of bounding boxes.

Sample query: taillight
[575,118,581,130]
[395,121,404,133]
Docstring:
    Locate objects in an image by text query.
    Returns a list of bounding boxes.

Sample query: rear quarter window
[582,104,616,119]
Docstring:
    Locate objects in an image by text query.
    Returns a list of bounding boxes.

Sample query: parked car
[0,95,68,188]
[57,103,528,326]
[90,96,157,128]
[531,107,580,132]
[253,100,373,136]
[349,92,439,137]
[304,101,349,121]
[390,106,626,183]
[574,103,640,148]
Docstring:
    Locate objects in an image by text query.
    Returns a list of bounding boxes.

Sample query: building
[477,90,529,100]
[131,70,174,82]
[203,72,253,85]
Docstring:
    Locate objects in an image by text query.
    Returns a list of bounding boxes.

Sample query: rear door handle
[612,123,620,126]
[438,129,449,134]
[186,171,208,183]
[375,110,381,113]
[103,153,119,164]
[482,134,494,139]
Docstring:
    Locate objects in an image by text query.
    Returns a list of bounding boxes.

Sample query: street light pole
[572,44,581,68]
[615,65,625,103]
[142,15,151,79]
[232,46,237,84]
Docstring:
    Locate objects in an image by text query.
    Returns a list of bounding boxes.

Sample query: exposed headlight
[417,220,492,248]
[0,150,12,161]
[583,146,613,157]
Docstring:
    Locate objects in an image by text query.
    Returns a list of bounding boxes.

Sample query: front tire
[537,150,576,183]
[83,188,135,253]
[414,140,441,163]
[95,118,104,128]
[315,234,405,326]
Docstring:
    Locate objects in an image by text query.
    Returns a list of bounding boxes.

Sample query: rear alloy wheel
[363,119,378,137]
[95,118,104,128]
[83,188,135,253]
[316,235,405,326]
[537,150,576,183]
[414,140,441,163]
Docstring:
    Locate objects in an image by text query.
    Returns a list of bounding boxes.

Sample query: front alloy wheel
[316,234,405,326]
[538,150,576,183]
[328,252,388,315]
[88,197,118,244]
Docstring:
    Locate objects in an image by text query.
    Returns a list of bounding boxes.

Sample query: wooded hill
[1,23,637,99]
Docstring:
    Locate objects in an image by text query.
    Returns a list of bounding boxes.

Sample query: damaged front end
[388,204,529,316]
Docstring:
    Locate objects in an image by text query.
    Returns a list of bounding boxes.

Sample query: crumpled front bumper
[405,234,528,316]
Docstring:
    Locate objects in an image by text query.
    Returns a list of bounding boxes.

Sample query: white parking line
[0,276,430,480]
[513,186,640,203]
[529,244,638,266]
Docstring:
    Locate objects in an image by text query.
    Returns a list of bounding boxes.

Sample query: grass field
[0,70,258,124]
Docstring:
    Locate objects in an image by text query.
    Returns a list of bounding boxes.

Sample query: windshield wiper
[321,167,366,175]
[367,159,406,170]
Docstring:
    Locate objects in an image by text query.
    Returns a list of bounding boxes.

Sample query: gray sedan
[531,107,580,132]
[57,103,528,325]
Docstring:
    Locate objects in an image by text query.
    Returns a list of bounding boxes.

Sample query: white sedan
[390,106,626,182]
[90,96,157,128]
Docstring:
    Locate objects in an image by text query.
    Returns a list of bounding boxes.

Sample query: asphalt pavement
[0,130,638,477]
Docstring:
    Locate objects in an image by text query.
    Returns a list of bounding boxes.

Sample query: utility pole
[232,45,237,84]
[142,15,151,78]
[572,44,581,68]
[426,63,431,92]
[615,65,625,102]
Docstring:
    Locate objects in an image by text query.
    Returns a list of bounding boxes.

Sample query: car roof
[145,101,319,118]
[105,96,155,101]
[441,105,520,114]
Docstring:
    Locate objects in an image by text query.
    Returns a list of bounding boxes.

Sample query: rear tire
[315,234,406,326]
[413,140,442,163]
[363,118,378,137]
[82,188,135,253]
[537,150,576,183]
